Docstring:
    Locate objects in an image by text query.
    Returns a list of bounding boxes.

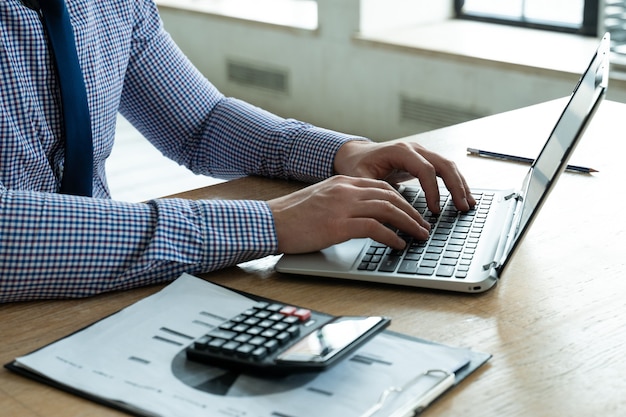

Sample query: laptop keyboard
[357,186,494,279]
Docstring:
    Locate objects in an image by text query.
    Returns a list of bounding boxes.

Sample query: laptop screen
[512,34,609,258]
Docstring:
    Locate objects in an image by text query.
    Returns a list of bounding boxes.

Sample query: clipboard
[5,274,491,417]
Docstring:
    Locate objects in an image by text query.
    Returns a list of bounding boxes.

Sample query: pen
[360,370,455,417]
[466,147,598,174]
[390,371,455,417]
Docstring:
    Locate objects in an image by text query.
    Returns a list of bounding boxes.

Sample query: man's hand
[269,140,475,254]
[268,176,430,254]
[333,140,475,213]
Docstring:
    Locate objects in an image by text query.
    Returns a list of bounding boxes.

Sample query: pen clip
[504,192,522,202]
[359,369,455,417]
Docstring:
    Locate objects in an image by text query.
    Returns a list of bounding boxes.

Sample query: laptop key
[423,253,440,261]
[358,262,378,271]
[403,252,421,261]
[398,260,419,274]
[416,267,435,276]
[440,257,457,266]
[378,255,401,272]
[436,265,455,277]
[420,260,438,268]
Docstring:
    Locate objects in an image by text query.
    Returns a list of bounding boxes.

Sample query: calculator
[185,300,390,375]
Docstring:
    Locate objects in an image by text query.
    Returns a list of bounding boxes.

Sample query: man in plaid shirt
[0,0,474,302]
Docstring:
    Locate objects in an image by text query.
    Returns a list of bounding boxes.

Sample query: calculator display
[276,316,385,363]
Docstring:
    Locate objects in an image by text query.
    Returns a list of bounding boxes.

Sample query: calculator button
[294,308,311,322]
[207,338,226,350]
[234,334,252,343]
[221,341,240,353]
[254,310,272,319]
[261,329,279,338]
[286,325,300,337]
[279,305,297,315]
[263,339,279,352]
[243,317,261,326]
[275,332,290,345]
[251,347,268,360]
[282,316,299,325]
[193,335,211,350]
[219,321,235,330]
[231,324,249,333]
[248,336,267,346]
[246,326,263,336]
[207,328,237,340]
[235,344,255,357]
[271,322,289,331]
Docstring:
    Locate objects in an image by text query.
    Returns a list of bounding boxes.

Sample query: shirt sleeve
[0,185,277,302]
[117,0,368,184]
[0,0,367,303]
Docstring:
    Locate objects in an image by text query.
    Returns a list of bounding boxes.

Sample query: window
[604,0,626,65]
[456,0,626,67]
[454,0,597,35]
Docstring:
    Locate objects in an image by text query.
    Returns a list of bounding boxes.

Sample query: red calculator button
[294,308,311,322]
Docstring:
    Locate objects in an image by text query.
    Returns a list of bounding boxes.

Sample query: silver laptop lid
[499,33,610,271]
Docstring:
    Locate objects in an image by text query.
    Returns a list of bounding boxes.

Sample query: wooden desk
[2,99,625,416]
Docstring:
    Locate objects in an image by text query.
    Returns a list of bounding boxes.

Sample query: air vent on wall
[399,95,485,130]
[227,60,289,94]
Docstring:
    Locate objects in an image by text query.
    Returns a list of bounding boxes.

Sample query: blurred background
[108,0,625,202]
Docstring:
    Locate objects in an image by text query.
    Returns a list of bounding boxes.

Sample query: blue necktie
[40,0,93,197]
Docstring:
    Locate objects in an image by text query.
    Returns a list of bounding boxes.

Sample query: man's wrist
[333,139,372,176]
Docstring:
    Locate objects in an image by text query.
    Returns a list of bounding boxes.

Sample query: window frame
[454,0,599,37]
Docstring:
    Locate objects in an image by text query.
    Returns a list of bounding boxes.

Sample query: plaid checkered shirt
[0,0,363,302]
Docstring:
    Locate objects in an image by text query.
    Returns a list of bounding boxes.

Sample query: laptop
[276,34,610,293]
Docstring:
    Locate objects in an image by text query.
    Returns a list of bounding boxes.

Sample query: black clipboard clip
[360,369,455,417]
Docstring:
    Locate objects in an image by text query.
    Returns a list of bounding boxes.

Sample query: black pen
[466,147,598,174]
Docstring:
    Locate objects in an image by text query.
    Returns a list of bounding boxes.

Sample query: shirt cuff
[190,198,278,269]
[285,126,369,183]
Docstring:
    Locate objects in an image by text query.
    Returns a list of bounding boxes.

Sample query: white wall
[157,0,614,141]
